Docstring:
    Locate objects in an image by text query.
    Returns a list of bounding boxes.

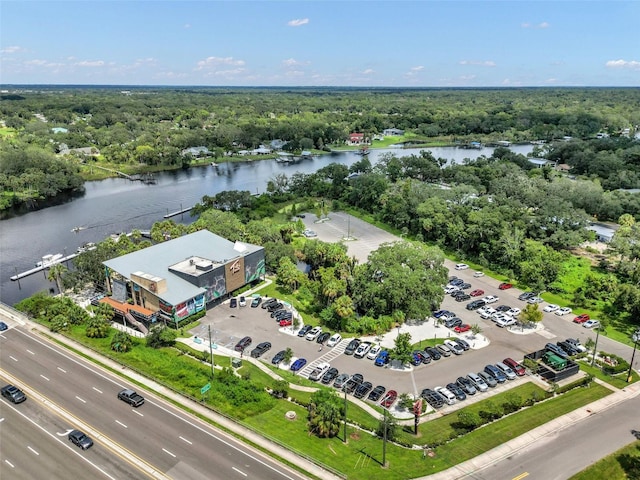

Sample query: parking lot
[190,212,635,409]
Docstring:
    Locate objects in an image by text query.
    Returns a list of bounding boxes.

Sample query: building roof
[103,230,262,305]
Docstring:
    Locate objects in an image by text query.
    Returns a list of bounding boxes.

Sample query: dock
[11,253,79,281]
[164,206,194,219]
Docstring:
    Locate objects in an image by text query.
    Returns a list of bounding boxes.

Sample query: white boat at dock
[36,253,64,268]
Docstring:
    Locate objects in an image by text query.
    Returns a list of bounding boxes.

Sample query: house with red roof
[348,132,365,145]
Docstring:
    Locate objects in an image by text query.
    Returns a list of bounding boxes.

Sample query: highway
[0,380,144,480]
[0,326,309,480]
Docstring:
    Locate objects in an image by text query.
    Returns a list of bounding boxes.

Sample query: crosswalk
[298,339,349,378]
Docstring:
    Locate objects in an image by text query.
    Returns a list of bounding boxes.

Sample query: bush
[596,353,629,375]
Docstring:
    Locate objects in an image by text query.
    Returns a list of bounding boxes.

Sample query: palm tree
[47,263,67,296]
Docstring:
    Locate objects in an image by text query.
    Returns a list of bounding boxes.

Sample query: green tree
[308,389,344,438]
[376,412,399,441]
[146,327,177,348]
[50,314,69,332]
[391,332,413,366]
[470,323,482,338]
[519,303,543,328]
[276,256,304,292]
[111,330,133,352]
[282,347,294,365]
[47,263,68,296]
[86,316,111,338]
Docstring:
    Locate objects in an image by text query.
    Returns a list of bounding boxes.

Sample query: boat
[76,242,96,254]
[36,253,64,268]
[210,162,218,167]
[355,146,371,156]
[71,226,86,233]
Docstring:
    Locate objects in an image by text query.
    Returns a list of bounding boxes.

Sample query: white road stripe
[40,375,49,381]
[75,396,86,403]
[4,460,15,468]
[232,467,248,477]
[9,355,18,362]
[179,436,192,445]
[162,448,176,458]
[28,446,40,456]
[115,420,128,428]
[26,349,35,355]
[57,367,67,373]
[132,410,143,417]
[92,387,102,394]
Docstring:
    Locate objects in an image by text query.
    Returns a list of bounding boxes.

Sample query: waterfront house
[382,128,405,136]
[349,133,365,145]
[181,146,211,157]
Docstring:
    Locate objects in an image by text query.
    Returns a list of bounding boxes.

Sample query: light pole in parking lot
[627,329,640,383]
[343,389,348,443]
[591,326,602,367]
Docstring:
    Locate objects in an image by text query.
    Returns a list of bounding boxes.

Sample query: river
[0,144,533,305]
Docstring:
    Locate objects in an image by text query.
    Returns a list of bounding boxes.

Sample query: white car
[327,333,342,347]
[507,307,521,317]
[366,345,382,360]
[444,285,460,294]
[444,339,464,355]
[555,307,572,316]
[479,307,497,319]
[473,271,485,278]
[305,326,322,341]
[495,316,517,328]
[434,386,457,405]
[543,304,559,313]
[354,341,372,359]
[527,296,543,304]
[455,263,469,270]
[303,230,317,238]
[583,320,601,329]
[482,295,499,304]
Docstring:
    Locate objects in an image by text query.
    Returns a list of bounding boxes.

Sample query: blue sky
[1,1,639,87]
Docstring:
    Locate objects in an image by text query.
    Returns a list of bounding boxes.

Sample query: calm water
[0,144,532,305]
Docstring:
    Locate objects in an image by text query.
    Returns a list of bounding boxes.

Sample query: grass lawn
[579,362,639,389]
[569,441,640,480]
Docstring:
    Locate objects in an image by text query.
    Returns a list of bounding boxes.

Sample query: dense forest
[1,87,639,212]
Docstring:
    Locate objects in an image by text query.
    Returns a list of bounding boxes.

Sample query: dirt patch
[350,432,361,441]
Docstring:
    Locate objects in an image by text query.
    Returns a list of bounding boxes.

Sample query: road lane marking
[232,467,248,477]
[115,420,128,428]
[162,448,176,458]
[9,355,18,362]
[513,473,529,480]
[0,417,4,423]
[179,436,192,445]
[40,375,50,381]
[28,446,40,456]
[26,349,35,355]
[4,459,15,468]
[57,367,67,373]
[132,410,144,417]
[92,387,103,394]
[75,396,86,403]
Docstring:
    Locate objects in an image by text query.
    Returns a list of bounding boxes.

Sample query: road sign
[200,383,211,395]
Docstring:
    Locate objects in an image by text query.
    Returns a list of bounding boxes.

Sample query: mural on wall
[159,299,174,316]
[112,279,127,303]
[244,251,266,283]
[202,269,227,302]
[171,294,206,320]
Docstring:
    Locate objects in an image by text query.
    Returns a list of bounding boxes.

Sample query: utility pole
[382,408,387,466]
[343,389,348,443]
[627,329,640,382]
[591,326,601,367]
[208,324,215,379]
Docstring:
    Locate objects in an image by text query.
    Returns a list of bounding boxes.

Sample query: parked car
[454,323,471,334]
[374,350,390,366]
[425,346,442,360]
[455,263,469,270]
[234,336,252,352]
[495,316,517,328]
[410,351,424,366]
[479,307,497,319]
[436,343,452,357]
[507,307,521,317]
[297,325,312,337]
[444,285,461,294]
[543,304,559,313]
[261,298,278,309]
[470,289,485,297]
[279,318,293,327]
[527,296,543,304]
[366,345,382,360]
[327,333,342,347]
[546,342,570,358]
[557,340,580,356]
[354,341,372,359]
[518,292,536,301]
[421,388,445,409]
[250,297,262,308]
[354,381,373,399]
[290,358,307,372]
[380,390,398,408]
[573,314,590,324]
[306,326,323,341]
[473,271,485,277]
[456,376,477,395]
[555,307,572,316]
[333,373,350,389]
[496,305,511,312]
[449,278,464,286]
[239,296,246,307]
[267,302,284,312]
[446,382,467,401]
[482,295,499,304]
[444,339,464,355]
[1,384,27,404]
[343,374,364,394]
[565,338,587,353]
[368,385,386,402]
[467,372,489,392]
[495,362,517,380]
[440,311,456,321]
[478,371,498,388]
[229,298,238,308]
[466,299,486,310]
[250,341,271,358]
[68,429,93,450]
[271,350,286,365]
[420,350,432,364]
[444,317,463,328]
[583,319,601,329]
[484,364,507,383]
[0,321,8,331]
[321,367,340,385]
[344,338,361,355]
[433,309,452,319]
[455,294,471,302]
[498,283,513,290]
[309,362,331,382]
[434,386,456,405]
[317,332,331,344]
[451,337,470,351]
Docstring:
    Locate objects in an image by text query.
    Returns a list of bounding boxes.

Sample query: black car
[229,298,237,308]
[451,290,467,298]
[455,294,471,302]
[250,297,262,308]
[250,341,271,358]
[420,388,445,409]
[425,346,441,360]
[321,367,339,385]
[317,332,331,344]
[420,350,432,364]
[496,305,511,312]
[271,308,290,318]
[68,429,93,450]
[1,384,27,404]
[451,337,470,351]
[234,336,252,352]
[297,325,313,337]
[546,342,569,358]
[354,381,373,399]
[460,282,472,290]
[267,302,284,312]
[368,385,386,402]
[518,292,536,301]
[343,374,364,394]
[557,340,579,356]
[448,275,458,283]
[0,321,8,331]
[344,338,361,355]
[456,376,477,395]
[466,299,486,310]
[444,317,463,328]
[271,350,286,365]
[274,311,292,321]
[261,298,278,309]
[446,382,467,401]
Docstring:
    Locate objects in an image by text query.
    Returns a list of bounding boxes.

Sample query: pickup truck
[118,389,145,407]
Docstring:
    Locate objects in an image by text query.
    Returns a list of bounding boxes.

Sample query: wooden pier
[11,253,79,281]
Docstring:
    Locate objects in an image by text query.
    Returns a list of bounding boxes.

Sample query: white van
[495,362,517,380]
[434,386,456,405]
[455,263,469,270]
[467,372,489,392]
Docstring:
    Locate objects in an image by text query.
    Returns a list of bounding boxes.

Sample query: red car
[380,390,398,408]
[279,318,293,327]
[499,283,513,290]
[503,357,526,376]
[454,324,471,333]
[573,314,590,324]
[470,289,485,297]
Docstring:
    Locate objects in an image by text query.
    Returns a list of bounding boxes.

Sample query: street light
[627,329,640,383]
[590,325,602,368]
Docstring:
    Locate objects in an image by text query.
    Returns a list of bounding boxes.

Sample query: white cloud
[545,78,558,84]
[606,59,640,70]
[287,18,309,27]
[459,60,496,67]
[362,68,374,75]
[522,22,550,29]
[1,45,23,54]
[538,22,550,28]
[196,56,245,70]
[285,70,305,77]
[410,66,424,72]
[282,58,310,67]
[75,60,105,67]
